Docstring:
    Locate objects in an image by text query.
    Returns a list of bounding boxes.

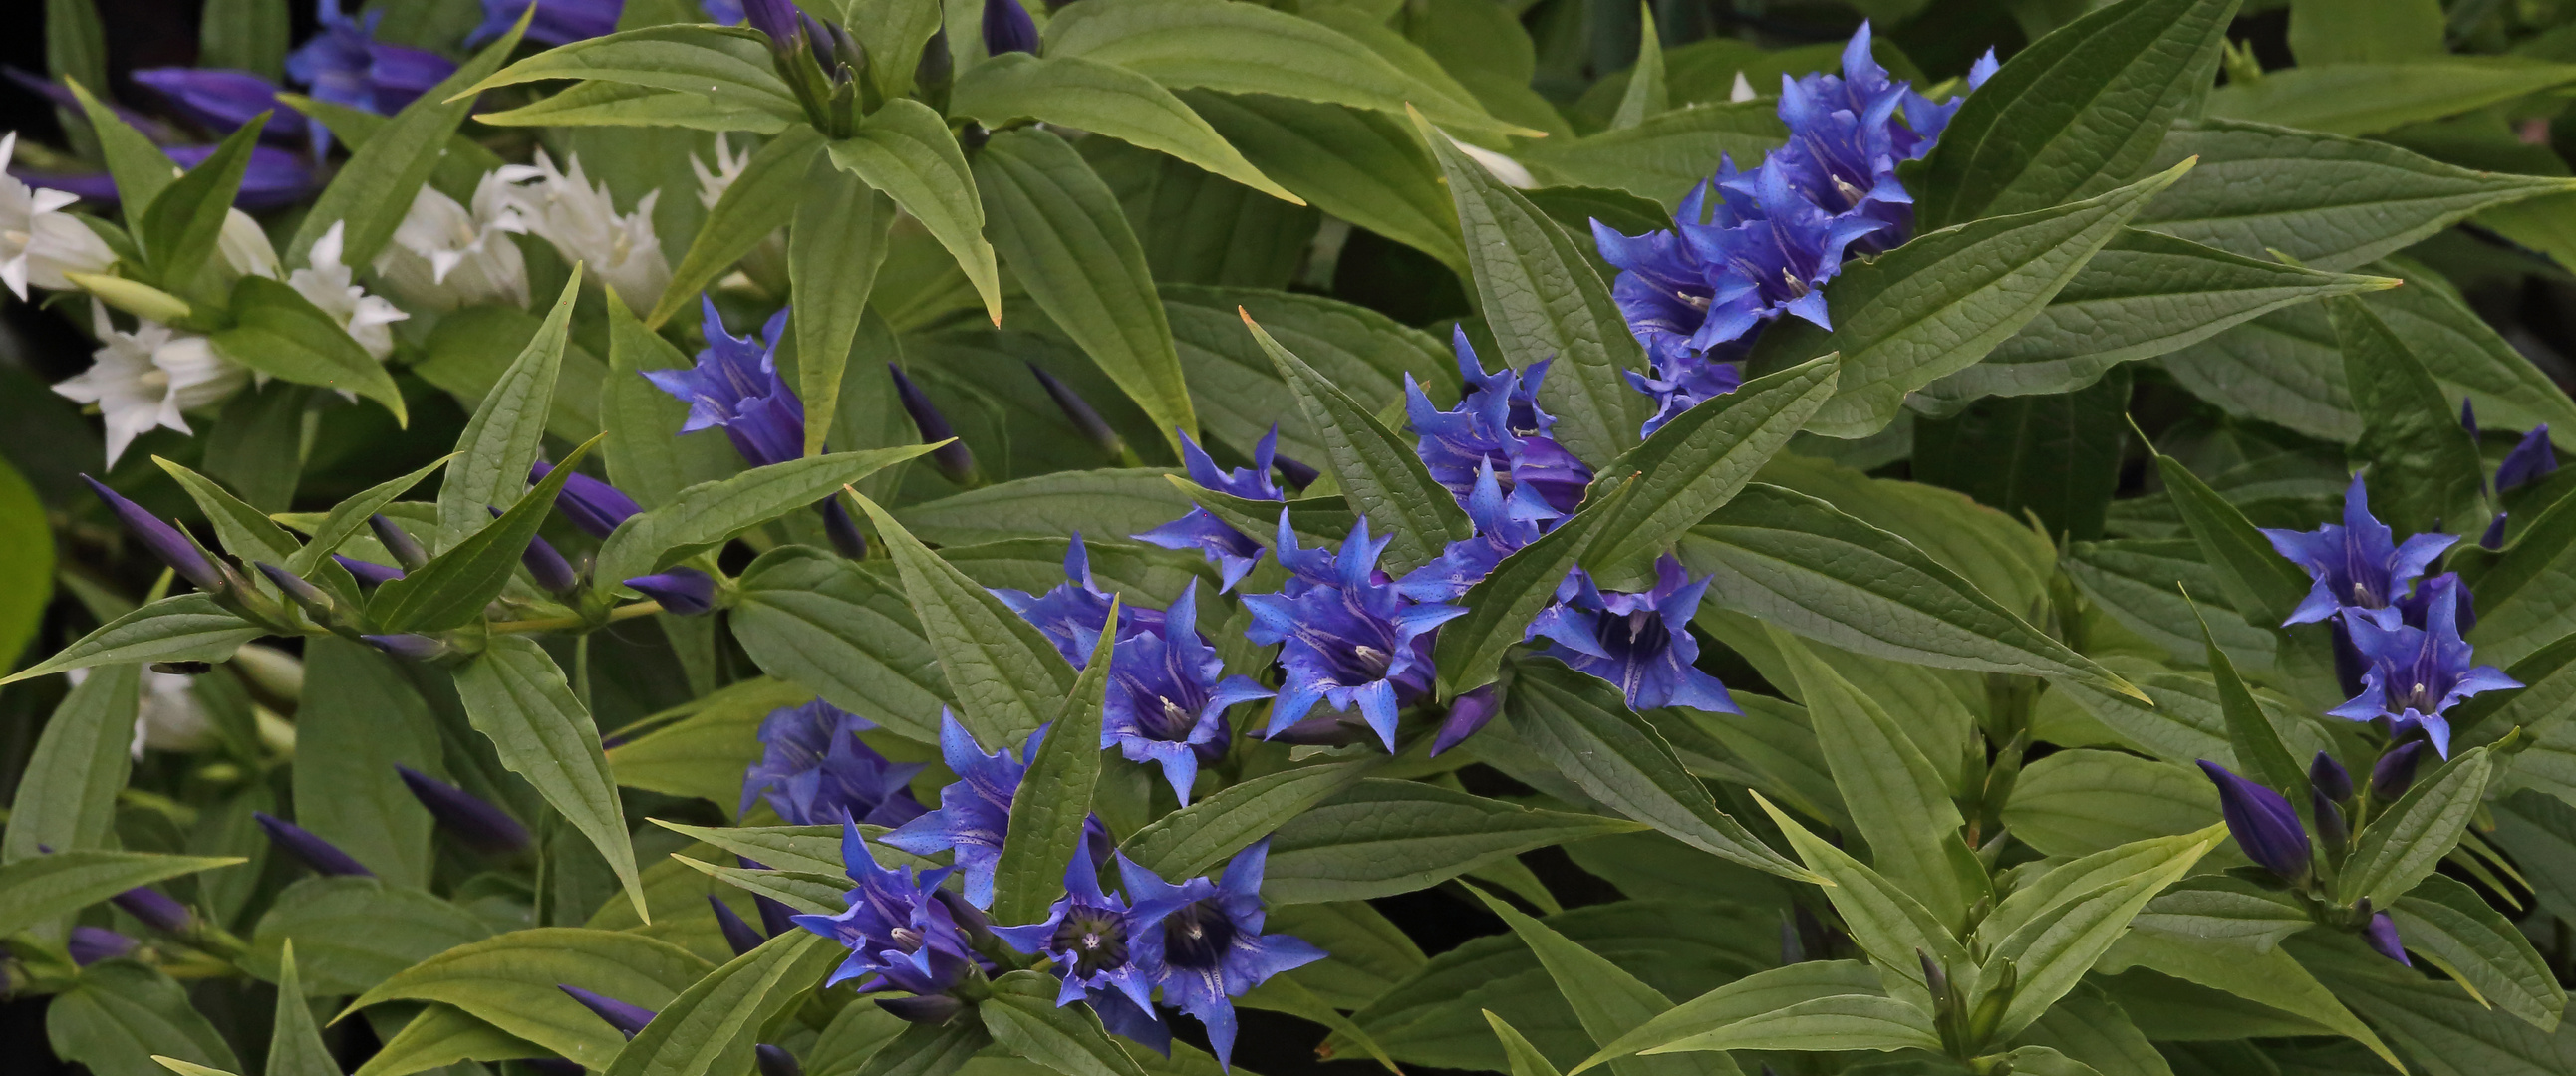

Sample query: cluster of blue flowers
[1592,26,1996,434]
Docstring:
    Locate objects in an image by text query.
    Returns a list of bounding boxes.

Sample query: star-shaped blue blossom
[1242,514,1467,751]
[991,842,1168,1053]
[1526,558,1738,714]
[1683,160,1888,334]
[1120,841,1325,1071]
[1135,428,1287,592]
[644,297,804,468]
[1405,330,1594,519]
[740,699,928,827]
[994,534,1169,665]
[792,820,983,995]
[2261,474,2457,629]
[881,712,1038,909]
[1396,460,1544,603]
[1625,347,1746,437]
[287,1,459,126]
[1593,166,1770,368]
[1103,580,1273,805]
[2329,575,2519,757]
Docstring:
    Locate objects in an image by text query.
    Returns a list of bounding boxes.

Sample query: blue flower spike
[1120,840,1324,1070]
[1242,514,1468,752]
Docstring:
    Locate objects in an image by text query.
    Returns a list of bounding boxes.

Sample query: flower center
[1050,907,1130,976]
[1161,900,1237,971]
[888,927,924,952]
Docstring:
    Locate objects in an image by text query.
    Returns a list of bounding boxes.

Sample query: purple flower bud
[83,476,221,592]
[363,634,450,663]
[624,568,718,615]
[370,514,429,570]
[560,984,656,1039]
[743,0,807,48]
[756,1044,803,1076]
[2371,740,2430,801]
[2365,911,2410,966]
[67,927,137,966]
[1430,684,1501,757]
[254,813,374,877]
[888,365,979,486]
[709,895,766,958]
[1275,452,1319,490]
[819,499,868,559]
[877,994,967,1024]
[490,507,579,594]
[2461,399,2479,439]
[254,562,335,618]
[915,27,953,95]
[334,554,405,586]
[2310,751,2352,802]
[1917,950,1950,1005]
[2483,512,2510,550]
[531,461,642,540]
[396,765,533,854]
[2197,761,2312,883]
[736,857,801,937]
[982,0,1040,56]
[1027,364,1123,460]
[2499,426,2558,492]
[2311,787,2349,848]
[113,885,195,934]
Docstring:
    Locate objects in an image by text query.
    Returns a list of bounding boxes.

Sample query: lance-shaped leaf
[56,962,242,1076]
[1433,480,1630,697]
[1576,961,1884,1069]
[826,100,1002,323]
[1120,761,1376,880]
[212,276,409,424]
[282,454,451,576]
[469,82,793,134]
[953,53,1298,204]
[353,1005,547,1076]
[728,549,950,744]
[450,637,646,922]
[266,942,337,1076]
[605,932,843,1076]
[2389,874,2564,1030]
[673,857,845,915]
[139,118,263,288]
[1753,792,1971,981]
[1461,883,1738,1076]
[439,271,582,546]
[976,128,1196,458]
[64,77,176,216]
[790,149,894,458]
[1679,484,2141,697]
[2338,746,2493,909]
[652,821,845,878]
[853,1014,991,1076]
[1,662,138,863]
[0,851,243,938]
[1244,309,1471,573]
[1976,829,2217,1040]
[1487,1011,1568,1076]
[1415,106,1645,468]
[290,10,525,266]
[1,593,262,684]
[349,929,714,1070]
[1911,0,2236,229]
[2205,59,2576,137]
[2149,438,2314,631]
[1180,91,1465,274]
[2330,294,2486,538]
[151,455,295,568]
[371,434,600,632]
[1263,779,1644,903]
[1643,994,1940,1055]
[1505,659,1813,881]
[2188,596,2308,800]
[649,126,819,329]
[989,611,1116,926]
[1751,161,2189,439]
[593,445,934,588]
[451,24,799,123]
[1579,356,1839,590]
[849,490,1077,746]
[982,970,1151,1076]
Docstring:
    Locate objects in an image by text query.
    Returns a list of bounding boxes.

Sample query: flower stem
[487,600,666,635]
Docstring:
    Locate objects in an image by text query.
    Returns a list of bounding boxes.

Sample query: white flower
[499,150,671,310]
[218,208,280,280]
[52,300,249,465]
[1,131,116,300]
[373,172,532,312]
[66,665,216,757]
[693,133,753,210]
[292,221,407,361]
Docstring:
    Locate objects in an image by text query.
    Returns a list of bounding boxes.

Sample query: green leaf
[2136,120,2576,272]
[1911,0,2235,230]
[593,445,933,588]
[850,1013,992,1076]
[2329,294,2486,538]
[48,961,242,1076]
[606,932,843,1076]
[1460,884,1738,1076]
[954,53,1297,204]
[2150,447,2314,631]
[281,455,450,576]
[1120,761,1377,880]
[826,100,1002,324]
[1,662,138,863]
[210,275,409,423]
[2000,749,2220,859]
[266,942,338,1076]
[1677,484,2141,697]
[1640,993,1940,1055]
[1576,961,1884,1069]
[290,12,527,267]
[2190,595,2309,800]
[990,616,1116,926]
[650,126,821,330]
[247,877,494,996]
[201,383,309,514]
[1433,481,1631,697]
[153,1059,241,1076]
[1751,161,2189,439]
[415,302,606,445]
[1503,660,1812,882]
[1264,779,1644,904]
[1578,356,1839,588]
[372,433,601,632]
[350,928,716,1071]
[0,453,49,668]
[47,0,107,112]
[1178,91,1466,274]
[1162,285,1454,466]
[1044,0,1532,140]
[850,491,1078,746]
[2011,983,2174,1076]
[0,593,262,685]
[139,119,265,289]
[455,24,800,123]
[1912,367,2132,543]
[975,127,1196,458]
[1513,103,1786,211]
[470,82,793,133]
[351,1006,547,1076]
[729,550,949,744]
[2339,746,2493,909]
[294,638,443,887]
[2097,932,2397,1067]
[603,292,740,510]
[1244,309,1472,574]
[438,271,583,546]
[894,469,1197,547]
[451,635,648,922]
[1978,830,2218,1040]
[1416,107,1646,468]
[63,77,174,218]
[2389,874,2565,1030]
[1606,5,1667,130]
[1750,793,1970,982]
[1487,1011,1570,1076]
[983,969,1153,1076]
[790,149,895,459]
[0,850,243,938]
[2206,60,2576,138]
[2063,541,2275,665]
[2298,933,2561,1076]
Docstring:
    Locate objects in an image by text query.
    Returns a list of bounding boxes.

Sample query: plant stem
[487,601,666,635]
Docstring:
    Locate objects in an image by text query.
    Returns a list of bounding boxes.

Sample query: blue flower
[1136,428,1286,592]
[991,842,1167,1051]
[741,699,927,827]
[1525,557,1737,715]
[1405,329,1592,519]
[468,0,625,47]
[993,534,1169,665]
[1395,460,1543,603]
[2261,474,2456,629]
[254,812,374,877]
[645,298,803,468]
[2197,760,2311,883]
[130,69,308,144]
[983,0,1041,57]
[2365,911,2410,966]
[625,568,718,615]
[1625,348,1744,437]
[530,460,642,540]
[1431,684,1501,757]
[793,820,983,995]
[1681,161,1887,334]
[1102,580,1273,804]
[1120,840,1324,1071]
[2330,576,2519,757]
[288,1,459,122]
[881,712,1040,909]
[1593,167,1768,369]
[1242,515,1466,751]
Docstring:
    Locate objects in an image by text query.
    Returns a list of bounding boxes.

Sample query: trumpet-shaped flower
[1525,558,1737,714]
[290,221,407,362]
[1396,461,1544,603]
[741,699,927,827]
[54,302,248,465]
[288,1,459,121]
[1242,515,1466,751]
[794,820,983,995]
[993,534,1168,665]
[644,298,802,467]
[882,712,1041,909]
[1,133,115,299]
[2262,475,2455,629]
[499,151,671,310]
[1101,580,1272,804]
[2330,578,2519,757]
[372,172,532,311]
[1120,841,1324,1070]
[1136,428,1287,591]
[1405,330,1592,519]
[991,843,1166,1051]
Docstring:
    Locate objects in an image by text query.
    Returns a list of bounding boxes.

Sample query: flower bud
[1275,452,1320,490]
[737,857,801,937]
[2498,425,2557,492]
[2309,750,2352,802]
[397,765,533,854]
[820,499,868,559]
[981,0,1039,56]
[113,885,195,935]
[334,554,405,586]
[625,568,719,615]
[710,895,766,958]
[254,562,337,621]
[757,1044,804,1076]
[2197,760,2312,883]
[532,461,642,540]
[2365,911,2410,966]
[83,476,221,592]
[1027,363,1124,460]
[1916,950,1950,1006]
[370,514,430,570]
[1430,684,1500,757]
[254,812,374,877]
[889,364,980,486]
[363,634,451,663]
[2311,787,2349,849]
[2483,512,2510,550]
[560,984,656,1039]
[68,926,137,966]
[742,0,807,50]
[877,994,966,1024]
[914,28,954,100]
[2370,740,2429,802]
[490,507,579,594]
